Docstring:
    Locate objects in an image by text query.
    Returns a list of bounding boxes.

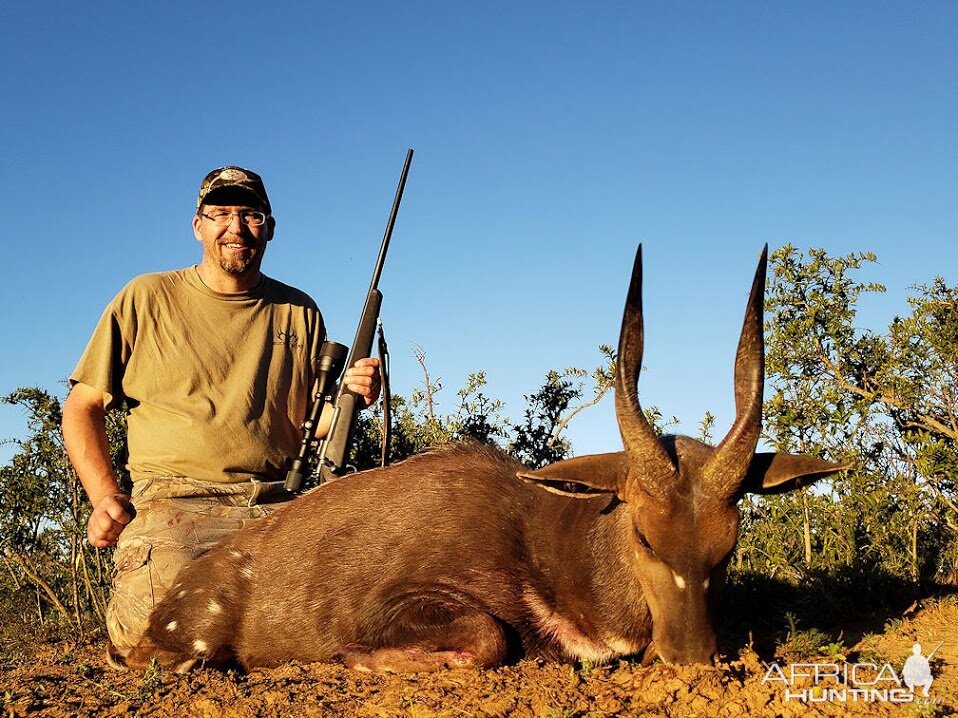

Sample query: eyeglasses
[200,210,269,227]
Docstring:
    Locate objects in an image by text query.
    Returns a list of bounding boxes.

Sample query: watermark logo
[903,642,937,697]
[762,641,943,705]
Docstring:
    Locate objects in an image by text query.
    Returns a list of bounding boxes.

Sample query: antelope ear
[742,452,852,495]
[517,452,629,498]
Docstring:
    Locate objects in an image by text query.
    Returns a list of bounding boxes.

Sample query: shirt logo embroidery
[274,330,302,348]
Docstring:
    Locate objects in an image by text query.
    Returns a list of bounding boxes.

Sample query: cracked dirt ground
[2,596,955,717]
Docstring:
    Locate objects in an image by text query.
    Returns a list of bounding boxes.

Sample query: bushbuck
[125,244,847,672]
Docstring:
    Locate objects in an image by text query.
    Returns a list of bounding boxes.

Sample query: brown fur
[127,444,638,670]
[125,247,849,673]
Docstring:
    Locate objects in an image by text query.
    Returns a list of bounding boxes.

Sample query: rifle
[283,340,349,493]
[285,148,414,491]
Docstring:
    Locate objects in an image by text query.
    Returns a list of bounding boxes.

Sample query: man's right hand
[64,382,136,548]
[87,493,135,547]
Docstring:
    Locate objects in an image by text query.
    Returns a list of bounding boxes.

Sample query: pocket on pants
[112,541,192,612]
[113,543,152,578]
[108,542,157,651]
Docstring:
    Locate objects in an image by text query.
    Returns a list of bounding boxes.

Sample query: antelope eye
[634,528,653,553]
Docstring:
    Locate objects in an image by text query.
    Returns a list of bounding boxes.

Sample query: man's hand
[343,357,382,407]
[87,493,135,548]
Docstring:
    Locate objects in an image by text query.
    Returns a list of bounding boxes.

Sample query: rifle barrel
[316,149,414,482]
[368,148,414,292]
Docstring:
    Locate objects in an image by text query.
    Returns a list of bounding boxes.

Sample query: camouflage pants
[107,476,293,653]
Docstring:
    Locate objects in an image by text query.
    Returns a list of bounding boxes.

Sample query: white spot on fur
[208,600,222,614]
[673,573,687,590]
[176,590,187,599]
[192,588,204,595]
[193,639,208,654]
[230,549,244,560]
[174,658,198,673]
[165,621,178,632]
[703,578,710,591]
[240,564,253,579]
[523,588,637,664]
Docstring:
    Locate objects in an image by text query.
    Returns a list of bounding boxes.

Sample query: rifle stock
[315,149,413,483]
[283,340,348,493]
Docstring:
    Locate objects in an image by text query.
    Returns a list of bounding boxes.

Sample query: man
[62,166,380,654]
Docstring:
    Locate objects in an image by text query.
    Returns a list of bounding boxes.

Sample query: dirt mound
[3,597,955,717]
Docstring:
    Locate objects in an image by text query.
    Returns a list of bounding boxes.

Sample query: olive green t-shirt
[70,267,325,483]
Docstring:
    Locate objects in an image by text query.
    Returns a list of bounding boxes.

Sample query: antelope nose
[680,637,719,665]
[656,637,718,665]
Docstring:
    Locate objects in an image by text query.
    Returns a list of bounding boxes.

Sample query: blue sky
[1,2,956,465]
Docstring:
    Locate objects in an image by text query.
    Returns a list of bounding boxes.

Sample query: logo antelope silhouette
[126,244,848,672]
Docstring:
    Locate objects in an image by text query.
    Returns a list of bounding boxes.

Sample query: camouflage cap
[196,166,271,213]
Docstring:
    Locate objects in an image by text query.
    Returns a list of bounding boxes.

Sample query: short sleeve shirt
[70,267,325,483]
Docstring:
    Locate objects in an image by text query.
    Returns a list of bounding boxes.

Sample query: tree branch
[814,338,957,441]
[548,384,612,447]
[3,549,75,627]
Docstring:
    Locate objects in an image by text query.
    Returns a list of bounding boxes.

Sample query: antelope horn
[616,245,677,494]
[703,245,768,498]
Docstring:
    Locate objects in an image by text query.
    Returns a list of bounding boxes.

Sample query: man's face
[192,204,274,279]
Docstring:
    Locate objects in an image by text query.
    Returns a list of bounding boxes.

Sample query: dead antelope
[126,244,847,672]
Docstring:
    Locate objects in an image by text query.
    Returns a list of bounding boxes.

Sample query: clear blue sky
[2,2,955,465]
